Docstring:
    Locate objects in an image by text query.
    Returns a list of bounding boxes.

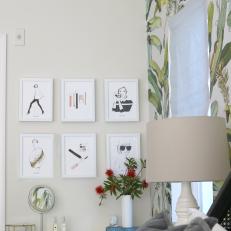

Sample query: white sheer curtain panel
[167,0,212,222]
[168,0,209,117]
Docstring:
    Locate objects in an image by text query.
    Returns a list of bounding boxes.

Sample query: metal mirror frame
[28,185,55,214]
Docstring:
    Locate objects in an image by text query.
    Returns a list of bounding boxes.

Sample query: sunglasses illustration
[117,144,132,153]
[120,145,131,151]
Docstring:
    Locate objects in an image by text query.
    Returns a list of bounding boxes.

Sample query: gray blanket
[137,212,218,231]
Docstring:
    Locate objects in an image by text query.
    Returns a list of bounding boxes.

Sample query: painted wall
[0,0,150,230]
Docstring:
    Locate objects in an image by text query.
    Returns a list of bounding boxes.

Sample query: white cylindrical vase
[121,195,133,228]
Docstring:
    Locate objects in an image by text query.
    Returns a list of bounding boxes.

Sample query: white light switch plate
[14,28,25,46]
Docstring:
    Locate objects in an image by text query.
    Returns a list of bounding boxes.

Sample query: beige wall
[0,0,150,230]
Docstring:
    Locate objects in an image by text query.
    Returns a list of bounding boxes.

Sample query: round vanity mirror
[28,185,55,231]
[28,185,55,213]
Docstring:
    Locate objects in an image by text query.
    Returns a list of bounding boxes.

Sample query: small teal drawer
[106,226,137,231]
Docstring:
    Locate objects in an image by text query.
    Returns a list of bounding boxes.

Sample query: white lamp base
[175,182,199,225]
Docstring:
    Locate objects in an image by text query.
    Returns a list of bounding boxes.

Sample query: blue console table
[106,227,137,231]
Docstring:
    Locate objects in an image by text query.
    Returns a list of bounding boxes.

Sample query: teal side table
[106,226,137,231]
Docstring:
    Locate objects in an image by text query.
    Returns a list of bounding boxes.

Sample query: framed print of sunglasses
[106,133,140,175]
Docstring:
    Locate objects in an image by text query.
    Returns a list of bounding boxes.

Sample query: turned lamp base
[175,182,199,225]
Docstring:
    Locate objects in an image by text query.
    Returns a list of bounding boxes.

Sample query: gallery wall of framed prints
[19,78,142,179]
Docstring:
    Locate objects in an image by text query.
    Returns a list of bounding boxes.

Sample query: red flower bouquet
[95,157,148,205]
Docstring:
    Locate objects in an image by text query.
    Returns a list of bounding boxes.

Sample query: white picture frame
[61,79,95,122]
[20,134,54,178]
[106,133,140,175]
[19,78,53,121]
[62,133,96,178]
[104,79,139,121]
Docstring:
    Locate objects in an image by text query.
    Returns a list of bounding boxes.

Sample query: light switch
[14,28,25,46]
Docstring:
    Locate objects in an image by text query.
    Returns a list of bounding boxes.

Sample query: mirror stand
[40,213,43,231]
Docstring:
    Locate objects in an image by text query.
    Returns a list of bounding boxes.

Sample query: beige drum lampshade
[146,116,230,183]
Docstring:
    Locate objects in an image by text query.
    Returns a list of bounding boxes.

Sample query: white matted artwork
[104,79,139,121]
[20,134,54,178]
[19,78,53,121]
[107,133,140,175]
[61,79,95,121]
[62,133,96,178]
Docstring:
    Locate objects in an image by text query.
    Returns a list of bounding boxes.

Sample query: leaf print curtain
[146,0,189,218]
[146,0,231,218]
[209,0,231,197]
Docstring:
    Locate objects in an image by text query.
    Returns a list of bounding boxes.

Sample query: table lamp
[146,116,230,224]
